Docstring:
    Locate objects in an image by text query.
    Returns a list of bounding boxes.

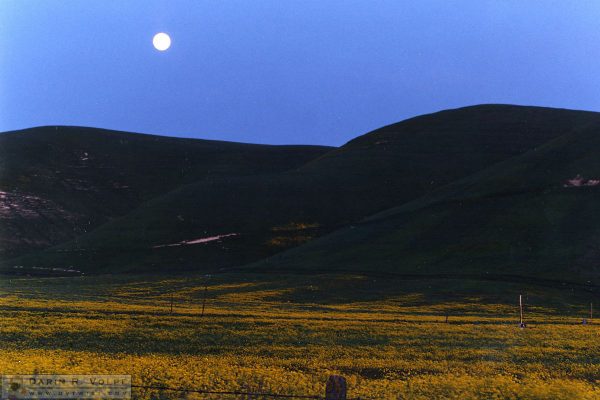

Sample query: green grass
[0,126,330,258]
[247,125,600,288]
[7,105,600,275]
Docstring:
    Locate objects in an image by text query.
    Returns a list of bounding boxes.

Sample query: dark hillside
[246,125,600,289]
[0,126,330,258]
[8,105,600,274]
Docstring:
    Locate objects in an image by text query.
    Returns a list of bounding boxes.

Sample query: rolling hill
[0,126,331,259]
[246,124,600,290]
[5,104,600,277]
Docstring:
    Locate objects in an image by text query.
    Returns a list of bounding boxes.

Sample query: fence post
[519,294,526,328]
[200,283,208,317]
[325,375,347,400]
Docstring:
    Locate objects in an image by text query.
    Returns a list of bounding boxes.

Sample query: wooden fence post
[519,294,526,328]
[200,283,208,317]
[325,375,347,400]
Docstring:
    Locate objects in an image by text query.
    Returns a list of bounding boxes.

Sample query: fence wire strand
[131,383,367,399]
[131,384,323,399]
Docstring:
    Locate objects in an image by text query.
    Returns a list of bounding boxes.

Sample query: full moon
[152,32,171,51]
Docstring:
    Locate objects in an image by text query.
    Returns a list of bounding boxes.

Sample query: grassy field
[0,273,598,399]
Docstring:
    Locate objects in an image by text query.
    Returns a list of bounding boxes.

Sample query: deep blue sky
[2,1,600,145]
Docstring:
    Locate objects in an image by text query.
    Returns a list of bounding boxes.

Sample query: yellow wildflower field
[0,274,598,399]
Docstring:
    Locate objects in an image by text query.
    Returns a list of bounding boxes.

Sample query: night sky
[2,1,600,145]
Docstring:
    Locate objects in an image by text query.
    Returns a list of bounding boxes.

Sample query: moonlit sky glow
[2,1,600,145]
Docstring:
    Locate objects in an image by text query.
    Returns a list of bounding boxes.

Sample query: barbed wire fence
[132,384,323,399]
[131,375,363,400]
